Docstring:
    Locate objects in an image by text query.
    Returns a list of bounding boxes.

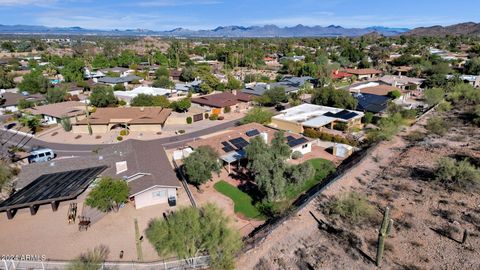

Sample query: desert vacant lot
[239,107,480,270]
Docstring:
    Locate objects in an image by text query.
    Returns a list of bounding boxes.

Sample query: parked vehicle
[28,148,56,163]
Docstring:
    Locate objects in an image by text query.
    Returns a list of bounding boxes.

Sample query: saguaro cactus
[376,206,393,267]
[88,122,93,136]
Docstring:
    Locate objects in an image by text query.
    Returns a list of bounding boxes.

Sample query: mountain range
[405,22,480,37]
[0,24,409,37]
[0,22,478,37]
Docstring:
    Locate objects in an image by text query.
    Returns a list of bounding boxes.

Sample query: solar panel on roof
[246,129,260,137]
[288,137,309,148]
[229,137,249,149]
[222,145,236,153]
[286,135,296,142]
[221,141,230,146]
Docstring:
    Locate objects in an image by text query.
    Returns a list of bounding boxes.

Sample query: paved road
[1,119,241,157]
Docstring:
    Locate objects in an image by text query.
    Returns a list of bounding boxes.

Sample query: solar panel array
[229,137,250,149]
[246,129,260,137]
[286,135,296,142]
[0,166,107,211]
[221,141,236,153]
[287,137,309,148]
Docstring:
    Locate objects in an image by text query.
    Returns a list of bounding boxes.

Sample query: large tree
[19,70,50,94]
[46,87,67,104]
[245,131,292,201]
[131,94,171,107]
[311,86,357,110]
[89,85,117,107]
[85,177,129,212]
[183,146,221,187]
[146,204,242,270]
[257,86,287,106]
[240,107,273,125]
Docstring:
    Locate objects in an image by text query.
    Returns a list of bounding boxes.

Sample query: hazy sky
[0,0,477,30]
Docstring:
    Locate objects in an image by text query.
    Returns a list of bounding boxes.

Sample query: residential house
[169,70,182,81]
[175,79,202,95]
[26,101,86,125]
[187,123,313,173]
[349,82,408,100]
[378,75,424,90]
[114,86,175,105]
[11,140,181,210]
[73,107,172,134]
[98,67,131,77]
[280,55,305,62]
[446,75,480,88]
[341,68,382,80]
[191,90,253,115]
[96,75,143,88]
[271,103,364,134]
[331,70,353,81]
[354,93,390,114]
[241,76,315,96]
[0,92,44,114]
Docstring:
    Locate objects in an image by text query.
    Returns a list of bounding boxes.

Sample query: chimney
[260,132,268,143]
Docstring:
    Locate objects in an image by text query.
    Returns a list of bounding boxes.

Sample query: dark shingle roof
[355,93,390,113]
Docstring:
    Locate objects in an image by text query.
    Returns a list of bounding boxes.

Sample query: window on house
[152,190,167,199]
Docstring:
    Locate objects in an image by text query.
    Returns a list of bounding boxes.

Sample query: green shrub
[363,112,374,124]
[224,106,231,113]
[119,129,129,136]
[291,151,303,160]
[204,113,209,119]
[426,116,448,136]
[186,116,193,124]
[435,157,480,191]
[209,114,219,121]
[178,130,185,134]
[388,90,402,99]
[118,100,127,106]
[116,136,123,141]
[333,122,348,131]
[328,192,375,224]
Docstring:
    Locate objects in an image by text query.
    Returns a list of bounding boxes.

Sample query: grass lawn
[285,158,336,200]
[214,180,264,220]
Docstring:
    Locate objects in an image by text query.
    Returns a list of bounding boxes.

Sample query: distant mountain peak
[0,23,411,37]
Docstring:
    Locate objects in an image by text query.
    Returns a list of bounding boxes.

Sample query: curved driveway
[3,119,240,157]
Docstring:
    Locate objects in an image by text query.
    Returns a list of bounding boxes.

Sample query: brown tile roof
[76,107,172,125]
[15,140,181,195]
[26,101,86,118]
[0,92,44,107]
[191,92,252,108]
[188,123,309,155]
[342,68,383,76]
[352,85,403,96]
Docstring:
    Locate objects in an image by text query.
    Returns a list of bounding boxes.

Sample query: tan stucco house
[72,107,172,134]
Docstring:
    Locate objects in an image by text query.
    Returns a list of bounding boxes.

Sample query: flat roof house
[271,103,364,134]
[73,107,172,134]
[187,123,313,173]
[191,90,253,115]
[26,101,86,125]
[242,76,315,96]
[96,75,143,87]
[114,86,175,104]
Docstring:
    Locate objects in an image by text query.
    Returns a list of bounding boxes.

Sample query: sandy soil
[0,188,191,262]
[237,108,480,270]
